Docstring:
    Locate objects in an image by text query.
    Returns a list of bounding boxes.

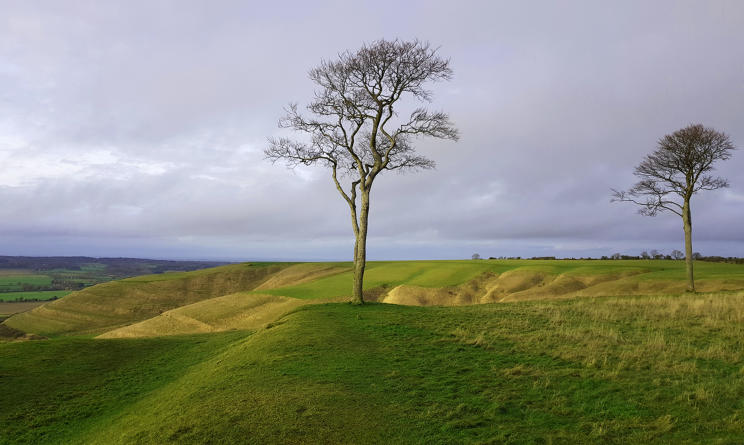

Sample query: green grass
[3,291,744,444]
[257,260,496,299]
[0,331,249,445]
[0,290,72,302]
[0,275,53,292]
[259,259,744,299]
[3,263,292,336]
[5,260,744,338]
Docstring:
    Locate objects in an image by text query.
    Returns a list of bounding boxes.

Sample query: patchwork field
[0,257,227,302]
[0,290,72,302]
[0,272,53,292]
[2,260,744,444]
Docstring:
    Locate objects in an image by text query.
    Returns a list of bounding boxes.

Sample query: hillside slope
[97,292,340,338]
[2,263,291,336]
[5,260,744,339]
[3,292,744,444]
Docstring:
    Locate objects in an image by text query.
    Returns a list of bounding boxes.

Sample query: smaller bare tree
[612,124,735,291]
[671,250,684,260]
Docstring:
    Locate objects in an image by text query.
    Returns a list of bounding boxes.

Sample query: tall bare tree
[612,124,735,291]
[266,39,458,304]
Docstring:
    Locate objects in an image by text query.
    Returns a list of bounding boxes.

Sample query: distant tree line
[0,256,227,274]
[6,295,61,303]
[479,254,744,263]
[0,256,230,294]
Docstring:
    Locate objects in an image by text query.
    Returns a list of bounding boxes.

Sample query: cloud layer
[1,1,742,260]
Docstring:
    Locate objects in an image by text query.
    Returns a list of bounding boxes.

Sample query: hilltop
[2,288,744,443]
[4,259,744,339]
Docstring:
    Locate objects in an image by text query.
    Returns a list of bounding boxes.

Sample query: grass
[0,302,46,319]
[0,274,53,292]
[0,290,72,302]
[5,260,744,338]
[3,263,291,337]
[259,259,744,300]
[2,291,743,444]
[0,331,248,445]
[256,260,497,299]
[97,292,325,339]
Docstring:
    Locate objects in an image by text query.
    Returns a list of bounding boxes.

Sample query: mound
[12,293,740,444]
[379,265,744,306]
[98,292,327,338]
[254,263,348,290]
[3,263,290,337]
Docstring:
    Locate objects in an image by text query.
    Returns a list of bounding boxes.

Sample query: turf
[2,291,743,444]
[5,260,744,338]
[3,263,291,336]
[0,331,249,445]
[259,259,744,300]
[0,274,53,292]
[0,290,72,302]
[0,302,46,319]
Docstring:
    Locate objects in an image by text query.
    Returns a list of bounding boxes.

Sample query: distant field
[0,290,72,302]
[0,301,46,319]
[0,257,228,306]
[0,269,35,276]
[0,274,53,292]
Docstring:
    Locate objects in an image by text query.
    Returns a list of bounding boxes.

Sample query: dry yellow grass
[378,270,744,306]
[4,263,290,336]
[0,301,46,317]
[97,292,339,338]
[5,260,744,338]
[253,263,348,290]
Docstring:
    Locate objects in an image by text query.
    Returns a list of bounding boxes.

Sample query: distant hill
[0,255,229,276]
[0,256,230,302]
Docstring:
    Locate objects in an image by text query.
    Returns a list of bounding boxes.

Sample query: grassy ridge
[2,292,743,444]
[260,259,744,300]
[258,260,494,299]
[3,263,290,336]
[5,260,744,339]
[97,292,334,339]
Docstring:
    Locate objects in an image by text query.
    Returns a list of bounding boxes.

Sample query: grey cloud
[0,0,742,260]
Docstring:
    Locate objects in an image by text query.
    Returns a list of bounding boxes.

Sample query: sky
[1,0,743,261]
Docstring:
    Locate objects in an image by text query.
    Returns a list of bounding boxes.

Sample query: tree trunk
[682,199,695,292]
[350,190,370,305]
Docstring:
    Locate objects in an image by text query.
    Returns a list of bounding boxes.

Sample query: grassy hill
[2,263,292,336]
[2,290,743,444]
[2,260,744,443]
[4,260,744,339]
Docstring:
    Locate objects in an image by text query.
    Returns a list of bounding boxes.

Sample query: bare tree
[671,249,684,260]
[266,39,458,304]
[612,124,735,291]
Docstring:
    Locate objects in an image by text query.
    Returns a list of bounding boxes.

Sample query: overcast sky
[1,0,742,261]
